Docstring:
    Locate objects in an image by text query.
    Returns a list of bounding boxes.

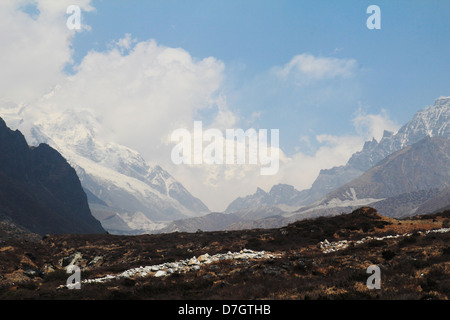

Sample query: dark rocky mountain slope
[0,117,105,236]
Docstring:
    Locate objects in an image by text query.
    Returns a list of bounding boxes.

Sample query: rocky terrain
[0,207,448,300]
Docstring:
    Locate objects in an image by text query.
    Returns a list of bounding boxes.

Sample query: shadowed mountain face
[0,117,105,236]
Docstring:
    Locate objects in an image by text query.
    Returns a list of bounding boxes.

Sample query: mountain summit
[293,136,450,219]
[0,109,210,234]
[347,96,450,171]
[303,96,450,204]
[223,97,450,223]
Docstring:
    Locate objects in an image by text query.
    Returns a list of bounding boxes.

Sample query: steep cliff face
[0,117,105,236]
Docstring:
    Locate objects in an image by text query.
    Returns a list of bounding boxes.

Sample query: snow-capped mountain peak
[347,97,450,171]
[224,96,450,213]
[0,107,210,234]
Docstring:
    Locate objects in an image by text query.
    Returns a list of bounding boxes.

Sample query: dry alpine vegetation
[0,207,449,300]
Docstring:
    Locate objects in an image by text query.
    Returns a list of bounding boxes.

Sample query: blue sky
[69,0,450,156]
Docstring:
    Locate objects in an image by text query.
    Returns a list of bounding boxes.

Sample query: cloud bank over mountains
[0,0,400,211]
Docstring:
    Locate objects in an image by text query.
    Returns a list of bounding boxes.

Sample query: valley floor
[0,207,449,300]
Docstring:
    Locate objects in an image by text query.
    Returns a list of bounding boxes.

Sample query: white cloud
[110,33,138,53]
[209,94,238,129]
[0,0,94,105]
[275,108,400,193]
[167,148,286,212]
[352,107,400,141]
[37,36,225,165]
[274,53,358,86]
[274,134,361,193]
[164,108,398,212]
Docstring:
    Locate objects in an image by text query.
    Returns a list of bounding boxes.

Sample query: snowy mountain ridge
[347,96,450,171]
[307,96,450,204]
[225,97,450,214]
[0,107,210,234]
[225,184,308,214]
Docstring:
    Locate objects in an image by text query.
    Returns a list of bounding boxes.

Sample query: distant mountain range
[157,97,450,232]
[321,136,450,202]
[306,96,450,203]
[155,135,450,232]
[1,97,448,235]
[0,117,105,237]
[292,136,450,219]
[225,184,307,214]
[227,97,450,209]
